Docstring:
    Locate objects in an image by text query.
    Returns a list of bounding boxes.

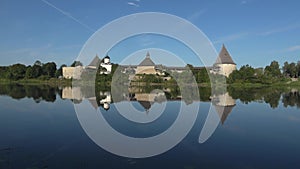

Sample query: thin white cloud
[187,9,206,22]
[260,24,300,36]
[241,0,254,5]
[127,2,139,7]
[287,45,300,52]
[40,0,95,32]
[241,0,247,4]
[213,32,249,44]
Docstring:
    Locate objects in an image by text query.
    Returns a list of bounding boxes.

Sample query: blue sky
[0,0,300,68]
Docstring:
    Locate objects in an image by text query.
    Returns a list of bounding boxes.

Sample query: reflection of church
[99,91,112,110]
[211,92,236,124]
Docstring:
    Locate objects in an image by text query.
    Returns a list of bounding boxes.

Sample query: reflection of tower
[134,91,166,112]
[62,87,83,102]
[211,92,236,124]
[87,97,98,109]
[99,91,112,110]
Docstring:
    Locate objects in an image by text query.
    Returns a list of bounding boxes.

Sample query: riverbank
[228,80,300,88]
[1,78,299,89]
[0,78,72,86]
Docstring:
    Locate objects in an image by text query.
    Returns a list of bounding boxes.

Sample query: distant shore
[0,78,72,86]
[1,77,299,89]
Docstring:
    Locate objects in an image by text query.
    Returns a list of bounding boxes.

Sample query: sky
[0,0,300,68]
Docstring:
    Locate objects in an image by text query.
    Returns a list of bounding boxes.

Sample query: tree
[264,61,281,78]
[0,66,9,79]
[282,61,299,78]
[55,64,67,77]
[289,62,297,78]
[196,68,210,83]
[34,60,43,66]
[282,61,290,77]
[32,64,42,78]
[25,66,34,79]
[227,65,256,83]
[42,62,57,77]
[70,61,83,67]
[297,61,300,78]
[8,64,27,80]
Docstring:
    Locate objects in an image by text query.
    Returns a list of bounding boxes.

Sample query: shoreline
[1,78,299,89]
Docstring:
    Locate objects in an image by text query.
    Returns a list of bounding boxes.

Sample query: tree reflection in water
[0,84,299,110]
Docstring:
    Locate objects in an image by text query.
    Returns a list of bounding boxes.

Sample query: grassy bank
[0,78,72,86]
[227,79,300,88]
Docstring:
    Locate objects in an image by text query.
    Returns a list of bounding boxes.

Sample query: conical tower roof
[139,52,155,66]
[215,44,236,65]
[88,55,100,67]
[214,105,235,124]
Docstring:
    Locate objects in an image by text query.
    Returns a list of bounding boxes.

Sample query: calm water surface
[0,84,300,169]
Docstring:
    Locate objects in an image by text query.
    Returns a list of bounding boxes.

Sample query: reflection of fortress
[62,44,236,79]
[211,92,236,124]
[133,91,166,111]
[62,86,236,124]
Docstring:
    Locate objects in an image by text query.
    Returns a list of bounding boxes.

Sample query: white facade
[213,63,236,77]
[62,66,84,79]
[104,58,110,64]
[100,56,112,74]
[100,63,112,74]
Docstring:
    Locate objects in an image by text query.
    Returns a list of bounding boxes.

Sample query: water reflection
[282,89,300,108]
[211,92,236,124]
[0,84,299,124]
[0,84,59,102]
[1,84,300,168]
[227,87,300,109]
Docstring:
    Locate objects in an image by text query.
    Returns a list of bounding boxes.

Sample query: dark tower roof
[104,55,110,59]
[214,105,235,124]
[87,98,99,110]
[138,101,152,110]
[139,52,155,66]
[215,44,236,65]
[89,55,100,67]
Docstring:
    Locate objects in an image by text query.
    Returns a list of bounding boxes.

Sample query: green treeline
[0,60,60,80]
[1,59,300,86]
[227,61,300,84]
[0,60,83,81]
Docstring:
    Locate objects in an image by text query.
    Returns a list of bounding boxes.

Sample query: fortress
[127,44,236,77]
[62,44,236,79]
